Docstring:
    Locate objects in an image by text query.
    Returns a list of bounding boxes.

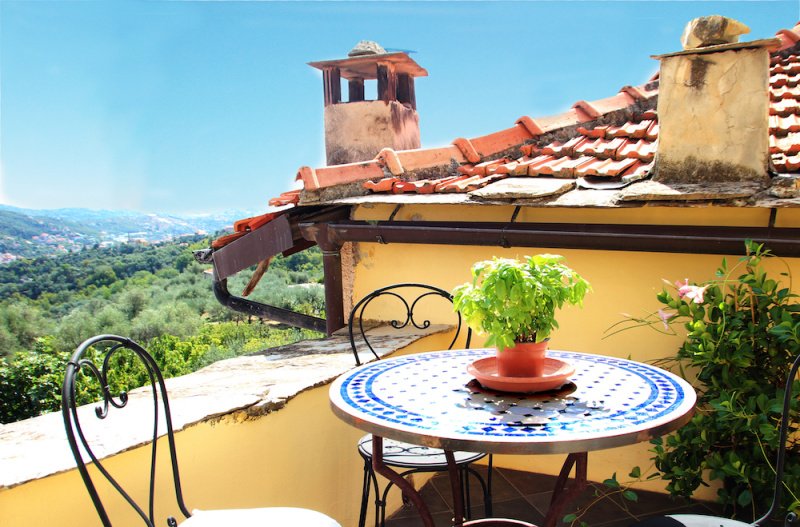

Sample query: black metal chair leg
[463,466,473,519]
[359,460,372,527]
[464,466,491,520]
[486,455,494,517]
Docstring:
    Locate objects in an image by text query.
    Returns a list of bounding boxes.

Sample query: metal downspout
[211,277,327,333]
[302,223,345,335]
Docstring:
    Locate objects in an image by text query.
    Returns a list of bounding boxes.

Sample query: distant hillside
[0,205,255,261]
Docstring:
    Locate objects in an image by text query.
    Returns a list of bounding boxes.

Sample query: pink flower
[675,279,708,304]
[658,309,676,330]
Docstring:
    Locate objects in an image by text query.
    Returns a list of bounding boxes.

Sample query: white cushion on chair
[666,515,751,527]
[182,507,341,526]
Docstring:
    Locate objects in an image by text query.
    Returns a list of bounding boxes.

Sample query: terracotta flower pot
[496,340,549,378]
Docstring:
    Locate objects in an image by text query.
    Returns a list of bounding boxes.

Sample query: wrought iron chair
[348,283,493,527]
[62,334,341,527]
[634,350,800,527]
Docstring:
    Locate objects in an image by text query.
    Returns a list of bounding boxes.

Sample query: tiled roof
[770,44,800,173]
[217,22,800,247]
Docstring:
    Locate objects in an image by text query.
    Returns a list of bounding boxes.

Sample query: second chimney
[654,16,777,184]
[309,41,428,166]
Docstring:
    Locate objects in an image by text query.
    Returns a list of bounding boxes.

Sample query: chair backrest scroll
[61,334,191,527]
[348,283,472,365]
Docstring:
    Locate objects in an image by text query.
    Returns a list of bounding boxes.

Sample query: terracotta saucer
[467,357,575,393]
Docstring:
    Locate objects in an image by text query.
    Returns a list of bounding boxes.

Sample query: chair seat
[635,515,751,527]
[182,507,341,526]
[358,434,486,469]
[666,515,751,527]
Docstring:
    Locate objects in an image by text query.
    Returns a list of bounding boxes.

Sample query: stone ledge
[0,325,448,490]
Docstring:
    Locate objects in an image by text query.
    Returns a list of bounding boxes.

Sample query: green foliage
[601,241,800,521]
[0,241,326,423]
[0,337,69,424]
[452,254,590,349]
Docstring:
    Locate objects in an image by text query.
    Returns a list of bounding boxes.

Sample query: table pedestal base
[544,453,588,527]
[371,436,436,527]
[372,436,588,527]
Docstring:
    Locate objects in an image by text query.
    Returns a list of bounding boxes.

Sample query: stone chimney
[654,16,778,184]
[309,41,427,166]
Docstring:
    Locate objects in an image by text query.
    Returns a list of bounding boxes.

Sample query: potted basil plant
[453,255,590,377]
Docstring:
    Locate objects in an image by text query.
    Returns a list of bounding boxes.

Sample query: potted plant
[452,254,590,378]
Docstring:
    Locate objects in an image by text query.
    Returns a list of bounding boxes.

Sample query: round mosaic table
[330,349,696,527]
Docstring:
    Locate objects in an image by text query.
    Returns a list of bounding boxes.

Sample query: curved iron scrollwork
[347,283,471,366]
[62,335,191,527]
[346,284,489,527]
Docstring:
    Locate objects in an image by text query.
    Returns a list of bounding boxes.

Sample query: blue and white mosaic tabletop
[330,349,696,455]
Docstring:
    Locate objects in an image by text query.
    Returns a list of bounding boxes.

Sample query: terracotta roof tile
[771,97,800,116]
[772,152,800,172]
[521,154,556,175]
[297,161,384,191]
[434,175,469,192]
[572,100,603,120]
[574,136,627,158]
[770,113,800,134]
[438,175,483,192]
[622,160,654,180]
[771,55,800,75]
[471,157,512,176]
[617,139,657,161]
[575,157,638,178]
[364,177,400,193]
[577,125,609,139]
[770,72,800,87]
[607,119,656,139]
[541,141,566,156]
[776,25,800,49]
[771,85,800,100]
[268,190,301,207]
[397,146,467,170]
[516,116,545,136]
[394,180,438,194]
[645,121,659,141]
[770,132,800,154]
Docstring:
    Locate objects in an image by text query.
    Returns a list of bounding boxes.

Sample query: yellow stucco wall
[349,203,800,498]
[0,361,447,527]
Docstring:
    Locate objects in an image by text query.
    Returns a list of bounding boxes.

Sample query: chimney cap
[348,40,387,57]
[651,37,781,60]
[308,52,428,80]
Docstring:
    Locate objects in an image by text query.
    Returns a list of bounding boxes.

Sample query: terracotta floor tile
[386,468,724,527]
[525,486,636,525]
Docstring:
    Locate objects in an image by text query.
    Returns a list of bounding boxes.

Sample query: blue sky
[1,1,797,214]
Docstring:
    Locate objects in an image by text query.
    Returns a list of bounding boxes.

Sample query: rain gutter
[301,219,800,257]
